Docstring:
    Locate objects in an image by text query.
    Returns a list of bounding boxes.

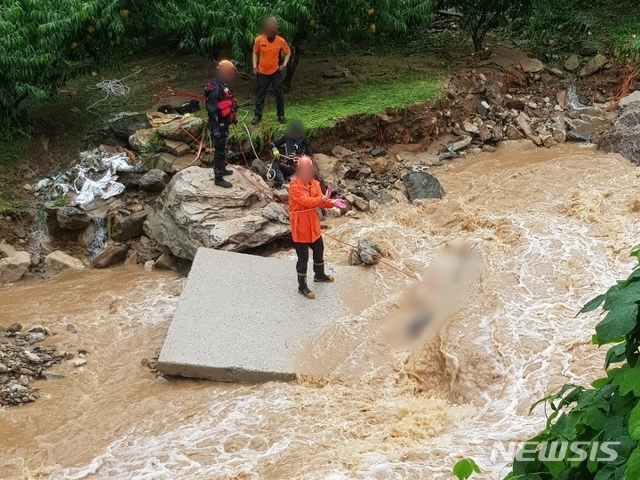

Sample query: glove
[333,199,347,209]
[271,148,281,159]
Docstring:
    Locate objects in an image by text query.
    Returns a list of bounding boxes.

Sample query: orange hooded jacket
[288,178,334,244]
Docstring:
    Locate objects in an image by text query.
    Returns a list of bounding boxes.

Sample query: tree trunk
[283,43,302,93]
[472,31,484,53]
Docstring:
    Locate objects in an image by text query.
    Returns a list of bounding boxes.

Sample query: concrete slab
[157,247,372,382]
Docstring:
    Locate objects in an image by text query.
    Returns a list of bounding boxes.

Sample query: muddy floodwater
[1,144,639,479]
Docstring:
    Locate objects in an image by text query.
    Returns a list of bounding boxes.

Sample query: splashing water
[0,144,638,480]
[87,216,108,258]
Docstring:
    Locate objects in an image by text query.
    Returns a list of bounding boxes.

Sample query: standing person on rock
[288,156,346,299]
[252,17,291,125]
[205,60,238,188]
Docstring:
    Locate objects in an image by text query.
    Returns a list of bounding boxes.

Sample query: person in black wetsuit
[269,119,313,188]
[205,60,238,188]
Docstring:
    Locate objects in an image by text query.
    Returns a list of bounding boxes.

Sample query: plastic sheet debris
[39,148,137,206]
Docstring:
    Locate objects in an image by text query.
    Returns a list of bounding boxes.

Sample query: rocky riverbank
[0,53,637,287]
[0,323,79,406]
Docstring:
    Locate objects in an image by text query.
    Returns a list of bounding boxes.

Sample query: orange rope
[178,117,418,281]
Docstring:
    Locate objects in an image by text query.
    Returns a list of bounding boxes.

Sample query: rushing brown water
[1,144,639,480]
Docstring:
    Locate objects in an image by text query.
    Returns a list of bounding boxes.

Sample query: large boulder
[402,172,445,202]
[0,251,30,284]
[598,102,640,165]
[110,114,151,140]
[44,251,85,276]
[93,243,129,268]
[56,207,91,231]
[140,169,169,192]
[129,128,162,152]
[144,166,290,260]
[156,117,205,142]
[314,153,348,186]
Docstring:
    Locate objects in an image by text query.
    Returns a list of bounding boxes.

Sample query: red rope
[176,117,417,281]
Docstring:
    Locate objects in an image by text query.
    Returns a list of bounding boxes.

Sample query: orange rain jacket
[288,178,334,244]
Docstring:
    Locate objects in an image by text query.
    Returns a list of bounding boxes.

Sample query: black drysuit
[205,78,235,174]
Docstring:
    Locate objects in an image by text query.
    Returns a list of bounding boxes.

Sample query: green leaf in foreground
[452,458,481,480]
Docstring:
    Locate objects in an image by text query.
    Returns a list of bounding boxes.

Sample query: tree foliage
[0,0,432,116]
[504,246,640,480]
[439,0,532,52]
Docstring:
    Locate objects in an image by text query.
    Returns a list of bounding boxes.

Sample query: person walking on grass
[288,156,346,299]
[205,60,238,188]
[252,17,291,125]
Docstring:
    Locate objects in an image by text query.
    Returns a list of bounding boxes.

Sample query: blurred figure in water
[384,243,479,348]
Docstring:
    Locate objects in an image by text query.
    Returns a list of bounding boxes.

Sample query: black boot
[214,171,232,188]
[251,116,261,125]
[297,273,315,299]
[220,167,233,176]
[277,116,287,124]
[313,262,334,283]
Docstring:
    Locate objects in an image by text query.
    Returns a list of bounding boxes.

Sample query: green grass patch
[230,73,442,146]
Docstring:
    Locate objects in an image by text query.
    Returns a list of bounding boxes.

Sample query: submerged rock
[402,172,445,202]
[350,240,382,266]
[145,166,290,260]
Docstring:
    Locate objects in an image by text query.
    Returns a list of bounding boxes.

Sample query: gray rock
[25,332,46,344]
[56,207,91,231]
[506,124,524,140]
[110,209,149,242]
[155,253,179,271]
[550,117,567,143]
[446,135,472,152]
[165,140,191,156]
[579,54,607,77]
[314,154,349,186]
[564,54,580,72]
[144,166,290,260]
[110,114,150,140]
[520,58,544,73]
[139,169,169,193]
[402,172,445,202]
[22,351,42,363]
[567,130,593,143]
[351,240,382,265]
[370,146,387,157]
[351,196,370,212]
[477,125,492,143]
[515,112,533,136]
[0,251,30,284]
[598,102,640,164]
[93,243,129,268]
[619,91,640,108]
[66,324,79,334]
[156,117,205,142]
[477,101,491,118]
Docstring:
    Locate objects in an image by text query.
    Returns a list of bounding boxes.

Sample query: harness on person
[205,80,238,124]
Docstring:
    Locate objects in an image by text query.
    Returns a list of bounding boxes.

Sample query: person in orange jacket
[288,156,343,299]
